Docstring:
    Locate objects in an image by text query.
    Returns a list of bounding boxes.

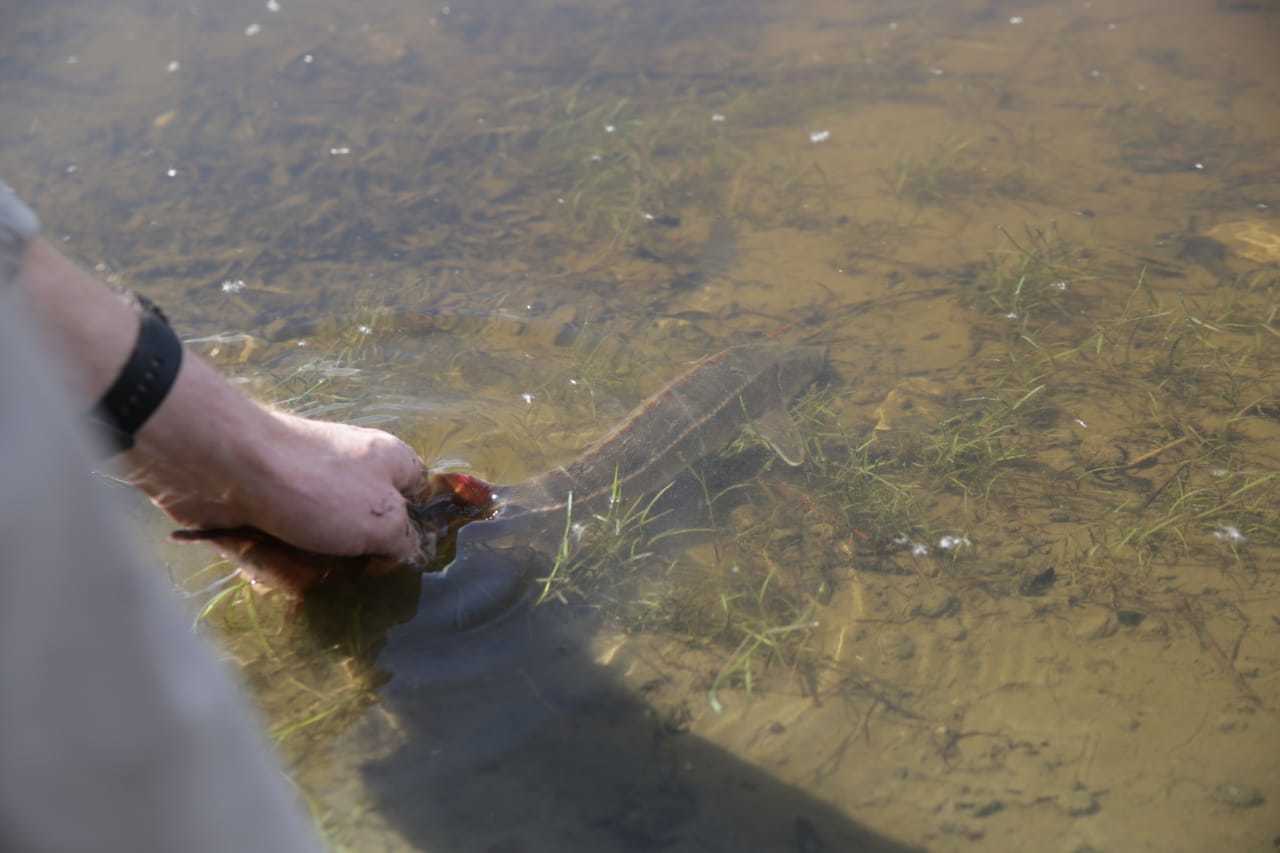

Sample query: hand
[133,409,430,592]
[119,347,432,586]
[151,411,428,559]
[249,413,428,560]
[170,466,497,594]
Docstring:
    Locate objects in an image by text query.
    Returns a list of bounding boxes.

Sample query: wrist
[89,294,184,455]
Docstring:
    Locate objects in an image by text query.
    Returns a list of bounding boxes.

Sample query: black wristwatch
[88,291,184,455]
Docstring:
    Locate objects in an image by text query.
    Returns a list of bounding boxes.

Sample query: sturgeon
[414,342,825,633]
[501,344,819,527]
[180,343,825,632]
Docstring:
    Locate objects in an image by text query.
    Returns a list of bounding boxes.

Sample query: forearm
[14,233,426,565]
[14,238,269,498]
[14,238,139,403]
[119,333,280,531]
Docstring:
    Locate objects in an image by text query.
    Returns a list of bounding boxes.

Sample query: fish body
[415,343,825,634]
[501,343,823,528]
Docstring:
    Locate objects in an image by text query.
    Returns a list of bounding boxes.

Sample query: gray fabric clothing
[0,179,40,238]
[0,179,39,283]
[0,230,321,849]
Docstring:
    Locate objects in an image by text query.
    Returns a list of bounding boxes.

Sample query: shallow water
[3,0,1280,850]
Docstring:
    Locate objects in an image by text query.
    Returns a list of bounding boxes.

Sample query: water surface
[3,1,1279,850]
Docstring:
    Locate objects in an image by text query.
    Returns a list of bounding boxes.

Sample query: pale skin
[15,236,429,583]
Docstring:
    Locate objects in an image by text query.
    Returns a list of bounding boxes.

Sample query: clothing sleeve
[0,179,40,286]
[0,287,323,851]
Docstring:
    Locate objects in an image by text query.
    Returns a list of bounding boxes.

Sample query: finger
[170,526,263,543]
[382,437,430,498]
[387,514,423,564]
[362,492,423,564]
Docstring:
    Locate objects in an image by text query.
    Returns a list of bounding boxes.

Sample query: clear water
[3,1,1279,850]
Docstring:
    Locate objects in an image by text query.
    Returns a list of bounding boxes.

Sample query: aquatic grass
[990,260,1280,604]
[534,471,690,614]
[190,561,380,754]
[525,331,646,426]
[268,689,367,745]
[963,224,1100,326]
[707,605,819,713]
[1114,471,1278,551]
[914,380,1050,500]
[535,490,578,607]
[525,89,741,249]
[701,493,840,701]
[527,437,856,706]
[788,387,919,542]
[1063,272,1280,431]
[686,396,932,706]
[720,55,929,130]
[1103,101,1244,176]
[1063,467,1280,613]
[733,153,840,231]
[886,137,982,206]
[212,308,403,425]
[193,573,250,627]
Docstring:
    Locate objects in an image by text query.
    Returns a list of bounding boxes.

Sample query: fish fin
[751,408,806,466]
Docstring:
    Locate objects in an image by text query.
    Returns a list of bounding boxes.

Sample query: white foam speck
[1213,525,1246,544]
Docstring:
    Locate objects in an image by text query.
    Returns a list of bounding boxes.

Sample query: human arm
[13,235,428,567]
[0,300,325,852]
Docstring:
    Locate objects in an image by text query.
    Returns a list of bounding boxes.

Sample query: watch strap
[88,296,184,455]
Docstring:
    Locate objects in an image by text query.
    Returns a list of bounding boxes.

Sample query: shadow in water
[304,529,921,853]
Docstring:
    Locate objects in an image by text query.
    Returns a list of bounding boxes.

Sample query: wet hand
[222,410,430,563]
[127,393,433,588]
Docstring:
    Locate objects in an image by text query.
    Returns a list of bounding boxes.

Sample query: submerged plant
[534,471,697,633]
[887,137,982,206]
[964,224,1098,325]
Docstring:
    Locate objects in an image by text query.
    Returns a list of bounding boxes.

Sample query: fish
[414,342,825,634]
[176,343,825,632]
